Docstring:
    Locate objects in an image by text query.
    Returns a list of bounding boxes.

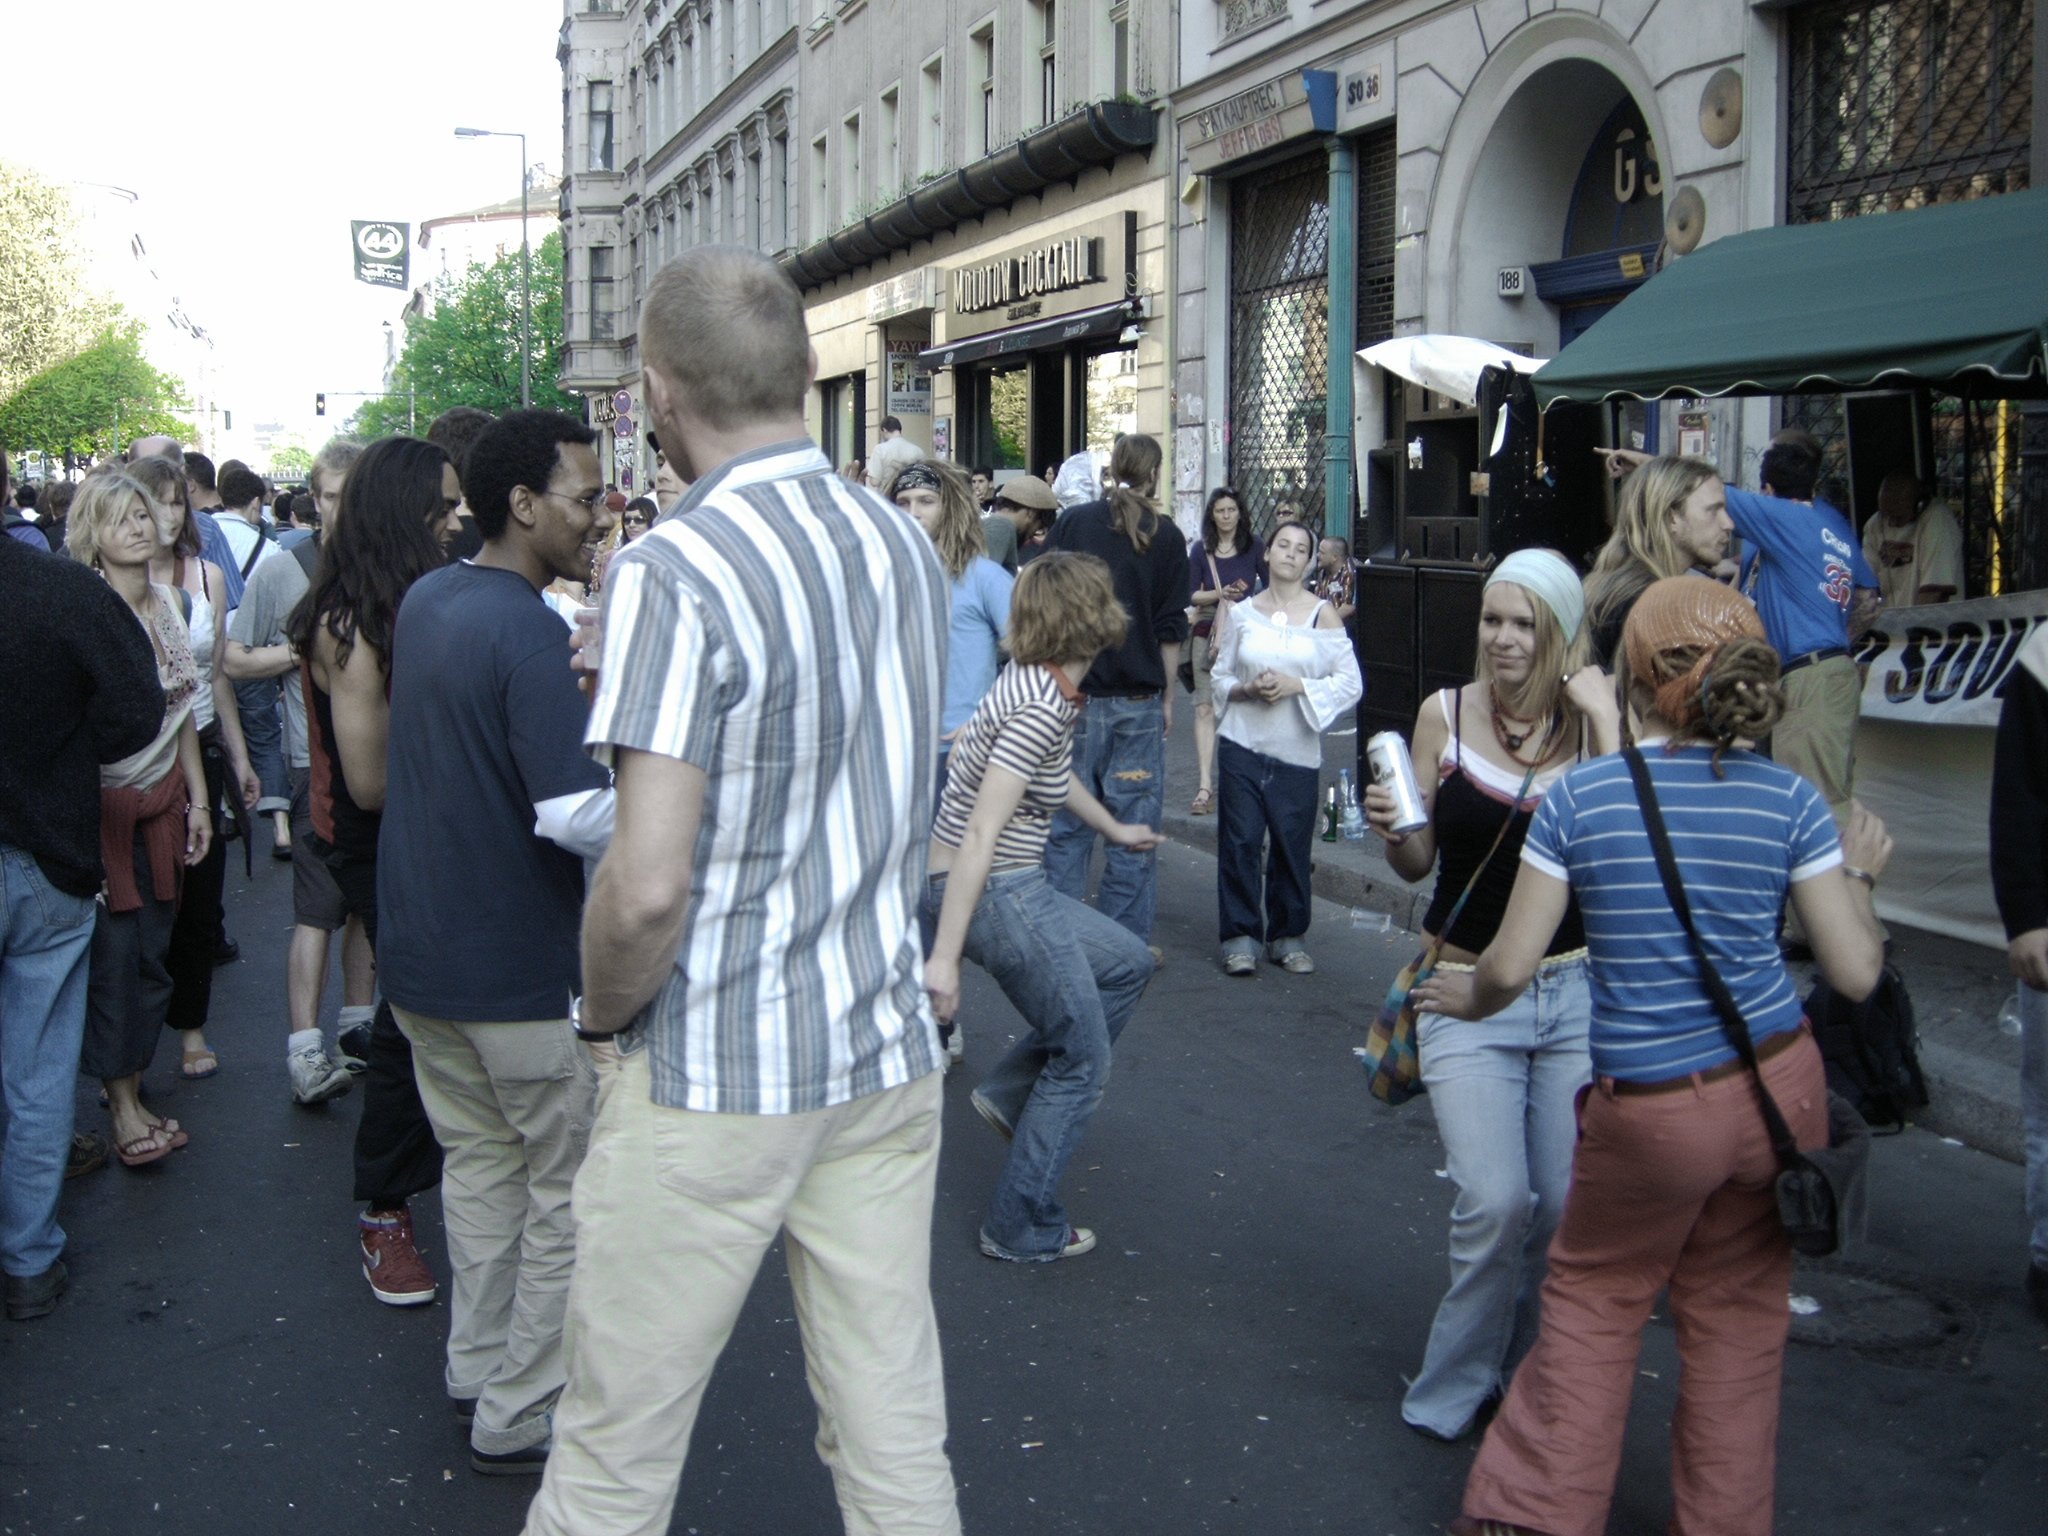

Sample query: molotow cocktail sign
[351,221,411,290]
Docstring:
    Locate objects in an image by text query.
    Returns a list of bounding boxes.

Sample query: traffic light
[316,393,327,417]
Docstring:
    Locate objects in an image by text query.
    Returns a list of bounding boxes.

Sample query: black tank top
[1420,690,1586,957]
[306,671,382,861]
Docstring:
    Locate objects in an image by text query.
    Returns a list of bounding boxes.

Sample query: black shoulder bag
[1622,747,1870,1257]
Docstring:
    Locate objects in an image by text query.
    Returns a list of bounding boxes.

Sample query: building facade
[557,0,803,492]
[1171,0,2037,555]
[786,0,1164,482]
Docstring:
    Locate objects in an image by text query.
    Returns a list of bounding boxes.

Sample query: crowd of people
[0,238,2039,1536]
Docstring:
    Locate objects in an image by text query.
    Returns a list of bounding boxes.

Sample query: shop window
[1081,347,1137,457]
[1229,154,1330,538]
[969,363,1031,472]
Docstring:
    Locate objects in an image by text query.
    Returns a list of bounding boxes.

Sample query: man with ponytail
[1416,576,1890,1536]
[1041,432,1189,951]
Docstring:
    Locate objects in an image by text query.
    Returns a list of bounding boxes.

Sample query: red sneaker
[360,1208,437,1306]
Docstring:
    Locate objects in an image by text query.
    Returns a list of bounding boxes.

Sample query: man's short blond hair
[641,246,809,430]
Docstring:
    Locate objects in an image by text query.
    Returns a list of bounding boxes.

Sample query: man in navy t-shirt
[376,409,617,1476]
[1725,437,1879,826]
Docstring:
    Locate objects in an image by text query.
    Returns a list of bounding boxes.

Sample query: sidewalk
[1155,693,2028,1165]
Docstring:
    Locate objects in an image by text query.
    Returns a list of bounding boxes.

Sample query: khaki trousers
[392,1008,595,1455]
[1461,1034,1829,1536]
[522,1051,958,1536]
[1772,653,1861,822]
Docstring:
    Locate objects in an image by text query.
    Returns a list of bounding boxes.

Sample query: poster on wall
[886,341,932,416]
[932,416,951,458]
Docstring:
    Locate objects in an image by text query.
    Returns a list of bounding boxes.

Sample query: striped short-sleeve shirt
[584,441,950,1115]
[1521,744,1841,1082]
[932,661,1080,868]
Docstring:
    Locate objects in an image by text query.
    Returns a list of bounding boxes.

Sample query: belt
[1603,1023,1808,1097]
[1780,646,1847,676]
[1091,688,1161,701]
[1431,947,1588,978]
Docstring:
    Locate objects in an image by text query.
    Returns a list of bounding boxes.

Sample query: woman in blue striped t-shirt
[1416,576,1891,1536]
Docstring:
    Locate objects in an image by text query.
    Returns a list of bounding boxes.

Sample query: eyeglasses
[540,488,608,512]
[621,514,649,527]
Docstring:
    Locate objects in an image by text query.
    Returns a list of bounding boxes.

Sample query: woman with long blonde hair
[1040,433,1189,951]
[1365,549,1620,1444]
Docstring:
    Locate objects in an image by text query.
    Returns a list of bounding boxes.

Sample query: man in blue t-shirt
[376,409,616,1475]
[1725,437,1878,826]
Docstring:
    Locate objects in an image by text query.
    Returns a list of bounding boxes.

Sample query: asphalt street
[3,837,2044,1535]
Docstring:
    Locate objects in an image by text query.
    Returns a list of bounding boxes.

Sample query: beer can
[1366,731,1430,836]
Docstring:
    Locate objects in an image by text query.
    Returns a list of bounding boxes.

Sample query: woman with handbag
[1414,576,1890,1536]
[1209,518,1360,976]
[131,454,260,1083]
[1186,487,1263,816]
[1363,549,1617,1442]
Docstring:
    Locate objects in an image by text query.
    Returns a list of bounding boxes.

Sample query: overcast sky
[3,0,564,457]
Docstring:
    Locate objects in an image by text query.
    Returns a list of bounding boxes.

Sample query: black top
[0,537,166,894]
[1992,663,2048,939]
[1421,699,1585,957]
[306,671,384,861]
[375,563,609,1021]
[1045,499,1191,695]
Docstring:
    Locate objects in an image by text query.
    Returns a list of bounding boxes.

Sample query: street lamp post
[454,126,532,409]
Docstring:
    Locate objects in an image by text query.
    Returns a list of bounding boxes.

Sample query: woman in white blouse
[1209,518,1363,975]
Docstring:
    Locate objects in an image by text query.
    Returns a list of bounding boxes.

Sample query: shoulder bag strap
[1622,746,1805,1169]
[238,520,270,579]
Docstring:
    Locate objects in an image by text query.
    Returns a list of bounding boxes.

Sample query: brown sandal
[115,1126,177,1167]
[1190,787,1215,815]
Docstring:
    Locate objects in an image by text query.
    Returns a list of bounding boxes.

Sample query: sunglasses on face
[622,514,649,526]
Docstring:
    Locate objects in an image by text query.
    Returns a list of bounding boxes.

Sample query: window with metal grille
[1356,124,1397,351]
[1230,155,1330,539]
[1787,0,2030,224]
[1785,0,2034,594]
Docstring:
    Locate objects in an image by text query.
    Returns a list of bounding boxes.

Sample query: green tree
[0,322,192,465]
[352,229,577,438]
[0,160,118,403]
[267,443,314,480]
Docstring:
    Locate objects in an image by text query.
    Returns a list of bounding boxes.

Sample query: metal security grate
[1356,125,1398,352]
[1230,154,1330,539]
[1787,0,2032,224]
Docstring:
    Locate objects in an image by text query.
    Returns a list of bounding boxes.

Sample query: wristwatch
[569,994,619,1043]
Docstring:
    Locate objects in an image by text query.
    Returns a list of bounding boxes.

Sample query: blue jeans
[0,845,96,1279]
[921,867,1153,1258]
[1402,954,1592,1438]
[1043,695,1164,943]
[2022,983,2048,1268]
[235,676,289,814]
[1214,737,1319,945]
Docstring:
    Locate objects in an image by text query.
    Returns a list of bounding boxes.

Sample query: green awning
[1532,188,2048,407]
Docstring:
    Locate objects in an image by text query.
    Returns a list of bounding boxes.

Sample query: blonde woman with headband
[1363,548,1620,1444]
[1415,577,1889,1536]
[1581,454,1735,668]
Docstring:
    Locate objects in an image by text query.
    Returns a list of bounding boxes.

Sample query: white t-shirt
[1861,501,1962,609]
[215,515,276,595]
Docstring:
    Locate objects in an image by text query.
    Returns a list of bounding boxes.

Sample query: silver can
[1367,731,1430,836]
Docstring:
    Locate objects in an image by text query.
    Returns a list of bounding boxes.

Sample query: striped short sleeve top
[932,661,1082,870]
[1521,743,1842,1082]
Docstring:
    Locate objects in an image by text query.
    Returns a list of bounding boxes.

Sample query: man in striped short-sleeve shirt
[524,248,961,1536]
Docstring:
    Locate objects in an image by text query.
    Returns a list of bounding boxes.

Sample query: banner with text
[351,221,411,290]
[1853,590,2048,728]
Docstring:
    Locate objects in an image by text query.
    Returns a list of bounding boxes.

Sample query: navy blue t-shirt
[376,562,609,1022]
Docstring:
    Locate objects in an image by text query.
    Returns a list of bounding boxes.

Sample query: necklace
[1489,684,1559,764]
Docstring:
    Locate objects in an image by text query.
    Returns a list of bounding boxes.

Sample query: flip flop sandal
[181,1048,219,1079]
[116,1127,177,1168]
[1190,788,1216,815]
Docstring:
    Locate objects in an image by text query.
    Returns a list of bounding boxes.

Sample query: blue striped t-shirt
[1521,745,1841,1082]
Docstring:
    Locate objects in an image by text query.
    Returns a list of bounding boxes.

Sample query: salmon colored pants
[1460,1031,1828,1536]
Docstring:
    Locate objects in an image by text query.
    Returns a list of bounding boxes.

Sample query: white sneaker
[290,1044,354,1105]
